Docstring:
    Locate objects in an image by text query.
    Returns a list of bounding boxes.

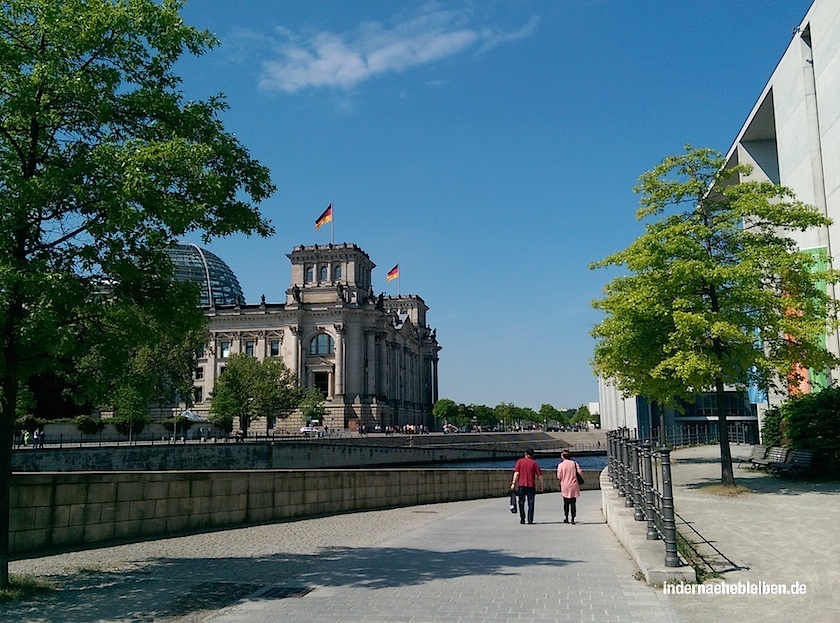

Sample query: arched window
[334,265,342,280]
[319,266,328,281]
[309,333,335,355]
[305,266,313,282]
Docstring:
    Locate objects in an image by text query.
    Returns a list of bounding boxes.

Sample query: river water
[429,454,608,471]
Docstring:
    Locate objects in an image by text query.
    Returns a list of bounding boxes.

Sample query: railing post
[617,432,628,499]
[610,432,620,489]
[642,441,659,540]
[659,447,681,567]
[623,433,634,507]
[630,440,644,520]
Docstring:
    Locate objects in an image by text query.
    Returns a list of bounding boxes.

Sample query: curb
[600,468,696,585]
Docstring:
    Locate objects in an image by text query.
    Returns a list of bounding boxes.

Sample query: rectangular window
[270,339,280,357]
[220,341,230,358]
[314,372,329,397]
[195,367,204,380]
[193,387,203,403]
[196,345,206,359]
[245,340,255,357]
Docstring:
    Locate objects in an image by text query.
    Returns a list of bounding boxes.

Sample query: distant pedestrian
[23,430,30,446]
[510,447,543,525]
[556,449,583,524]
[33,429,39,447]
[38,428,45,447]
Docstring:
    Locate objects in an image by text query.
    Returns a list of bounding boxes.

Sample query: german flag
[315,204,333,229]
[386,264,399,282]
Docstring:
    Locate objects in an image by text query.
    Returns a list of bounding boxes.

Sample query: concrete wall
[10,468,601,554]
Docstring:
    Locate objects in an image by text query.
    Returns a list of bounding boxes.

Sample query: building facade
[183,242,440,432]
[723,0,840,400]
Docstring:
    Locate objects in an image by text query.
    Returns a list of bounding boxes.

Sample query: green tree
[572,405,591,427]
[251,358,301,432]
[539,403,560,426]
[494,402,516,430]
[432,398,459,426]
[591,146,840,486]
[471,404,496,428]
[209,354,300,435]
[299,388,327,425]
[0,0,275,587]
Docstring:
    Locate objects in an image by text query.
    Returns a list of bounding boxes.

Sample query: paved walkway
[5,491,679,623]
[665,444,840,623]
[3,443,838,623]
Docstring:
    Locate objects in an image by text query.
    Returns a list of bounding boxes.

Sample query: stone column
[366,330,376,396]
[289,326,301,376]
[334,324,345,398]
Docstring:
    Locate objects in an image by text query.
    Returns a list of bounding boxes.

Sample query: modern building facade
[600,0,840,440]
[178,242,440,432]
[723,0,840,397]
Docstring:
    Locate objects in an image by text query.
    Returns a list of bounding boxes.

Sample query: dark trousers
[517,486,536,523]
[563,496,577,520]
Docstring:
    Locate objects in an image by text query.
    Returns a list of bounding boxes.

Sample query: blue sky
[176,0,813,411]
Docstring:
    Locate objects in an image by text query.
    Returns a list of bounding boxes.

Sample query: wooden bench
[738,445,768,468]
[757,446,788,468]
[750,446,787,469]
[769,449,814,476]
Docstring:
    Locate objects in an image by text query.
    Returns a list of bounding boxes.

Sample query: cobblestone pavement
[4,492,679,623]
[663,444,840,623]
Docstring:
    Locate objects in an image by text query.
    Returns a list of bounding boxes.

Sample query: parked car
[300,425,325,438]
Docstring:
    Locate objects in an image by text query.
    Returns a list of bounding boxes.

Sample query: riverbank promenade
[3,444,838,622]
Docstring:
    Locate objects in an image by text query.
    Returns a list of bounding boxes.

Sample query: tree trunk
[0,382,13,589]
[715,377,735,486]
[0,304,22,589]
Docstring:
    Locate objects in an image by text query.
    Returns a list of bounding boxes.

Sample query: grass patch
[695,483,753,497]
[676,531,719,583]
[0,574,54,604]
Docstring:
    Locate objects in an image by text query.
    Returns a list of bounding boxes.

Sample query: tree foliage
[0,0,275,587]
[209,354,301,435]
[591,146,840,485]
[299,388,327,424]
[764,388,840,476]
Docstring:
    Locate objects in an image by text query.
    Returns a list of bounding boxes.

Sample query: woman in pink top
[556,449,583,524]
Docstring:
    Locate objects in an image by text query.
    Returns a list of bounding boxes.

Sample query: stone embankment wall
[12,441,525,471]
[9,468,601,554]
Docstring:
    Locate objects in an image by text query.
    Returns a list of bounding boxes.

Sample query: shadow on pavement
[0,545,580,623]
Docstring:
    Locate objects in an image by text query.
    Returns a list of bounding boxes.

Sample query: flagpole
[331,201,334,245]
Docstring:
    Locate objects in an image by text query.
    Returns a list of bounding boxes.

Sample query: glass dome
[166,244,245,307]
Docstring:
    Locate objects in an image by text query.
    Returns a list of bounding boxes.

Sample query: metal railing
[607,429,682,568]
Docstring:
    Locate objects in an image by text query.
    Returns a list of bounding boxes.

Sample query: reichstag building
[168,243,441,432]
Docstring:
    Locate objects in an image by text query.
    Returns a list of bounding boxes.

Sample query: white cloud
[257,7,537,93]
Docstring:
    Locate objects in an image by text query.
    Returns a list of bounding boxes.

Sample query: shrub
[74,415,107,435]
[113,414,149,436]
[778,387,840,476]
[760,407,784,447]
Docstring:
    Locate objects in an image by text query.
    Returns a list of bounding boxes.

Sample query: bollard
[642,440,659,540]
[659,447,682,567]
[630,440,644,520]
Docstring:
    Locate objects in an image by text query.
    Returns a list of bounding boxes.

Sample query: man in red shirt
[510,447,544,524]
